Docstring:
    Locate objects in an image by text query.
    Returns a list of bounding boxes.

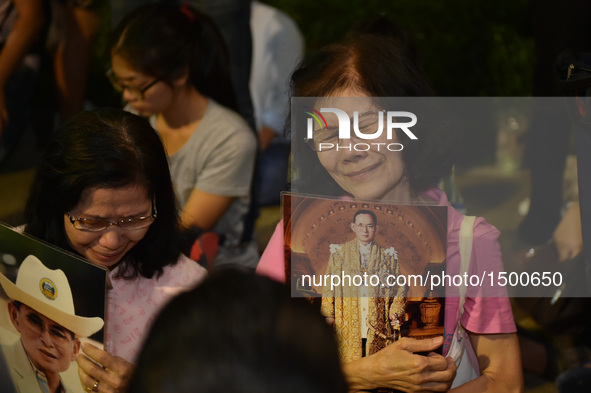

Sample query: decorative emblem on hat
[39,278,57,300]
[0,255,104,337]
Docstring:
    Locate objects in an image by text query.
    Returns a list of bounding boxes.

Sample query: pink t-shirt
[256,188,516,368]
[105,255,207,363]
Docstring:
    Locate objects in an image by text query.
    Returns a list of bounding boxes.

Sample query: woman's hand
[76,343,135,393]
[553,201,583,262]
[343,336,457,392]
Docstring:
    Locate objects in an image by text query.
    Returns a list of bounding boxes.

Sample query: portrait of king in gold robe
[321,210,406,363]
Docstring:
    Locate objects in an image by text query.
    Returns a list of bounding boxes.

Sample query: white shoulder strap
[458,216,476,313]
[449,215,481,386]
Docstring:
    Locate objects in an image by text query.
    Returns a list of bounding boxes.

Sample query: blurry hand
[76,343,135,393]
[553,201,583,262]
[258,125,277,151]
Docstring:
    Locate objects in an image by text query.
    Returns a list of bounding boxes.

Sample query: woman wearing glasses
[24,108,207,393]
[257,33,523,392]
[108,3,258,269]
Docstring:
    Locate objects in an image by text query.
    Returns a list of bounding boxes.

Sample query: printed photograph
[283,193,447,363]
[0,223,107,393]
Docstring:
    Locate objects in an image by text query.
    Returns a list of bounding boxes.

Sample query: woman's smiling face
[314,92,411,202]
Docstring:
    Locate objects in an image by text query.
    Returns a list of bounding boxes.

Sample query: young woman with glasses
[108,3,258,269]
[23,108,207,393]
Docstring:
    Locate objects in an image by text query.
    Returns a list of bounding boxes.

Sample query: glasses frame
[106,68,167,101]
[67,205,157,232]
[21,305,75,345]
[304,110,387,152]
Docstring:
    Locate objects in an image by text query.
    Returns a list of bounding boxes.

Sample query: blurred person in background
[0,0,44,165]
[250,0,303,206]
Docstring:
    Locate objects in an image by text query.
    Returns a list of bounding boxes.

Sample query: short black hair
[128,269,348,393]
[353,210,377,226]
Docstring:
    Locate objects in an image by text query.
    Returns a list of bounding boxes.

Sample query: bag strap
[449,215,480,386]
[458,216,476,316]
[449,215,476,364]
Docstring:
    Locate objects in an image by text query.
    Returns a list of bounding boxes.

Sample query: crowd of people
[0,1,589,393]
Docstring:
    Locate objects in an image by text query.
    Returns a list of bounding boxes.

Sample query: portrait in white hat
[0,255,104,393]
[0,255,104,338]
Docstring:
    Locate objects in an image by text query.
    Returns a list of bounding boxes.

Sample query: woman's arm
[177,107,257,232]
[450,332,523,393]
[343,337,457,392]
[180,188,235,231]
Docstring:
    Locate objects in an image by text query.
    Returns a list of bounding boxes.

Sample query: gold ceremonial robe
[321,239,406,363]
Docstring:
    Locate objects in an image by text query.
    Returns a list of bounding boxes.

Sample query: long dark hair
[289,33,456,197]
[110,3,238,112]
[24,108,182,279]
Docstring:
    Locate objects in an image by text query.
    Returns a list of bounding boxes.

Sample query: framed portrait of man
[0,223,107,393]
[283,193,447,363]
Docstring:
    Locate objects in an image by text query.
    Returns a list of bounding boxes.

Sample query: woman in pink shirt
[23,109,206,393]
[257,33,522,392]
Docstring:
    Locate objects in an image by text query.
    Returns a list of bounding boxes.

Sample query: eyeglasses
[23,308,74,345]
[305,110,386,151]
[106,68,166,100]
[67,206,157,232]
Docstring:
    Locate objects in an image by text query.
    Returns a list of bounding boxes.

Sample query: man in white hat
[0,255,104,393]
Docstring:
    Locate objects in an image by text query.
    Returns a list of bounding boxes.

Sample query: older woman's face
[63,185,152,269]
[314,92,411,202]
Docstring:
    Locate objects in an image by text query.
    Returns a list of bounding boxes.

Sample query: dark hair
[290,33,456,197]
[353,210,377,226]
[24,108,182,279]
[110,3,238,112]
[128,269,348,393]
[348,14,422,71]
